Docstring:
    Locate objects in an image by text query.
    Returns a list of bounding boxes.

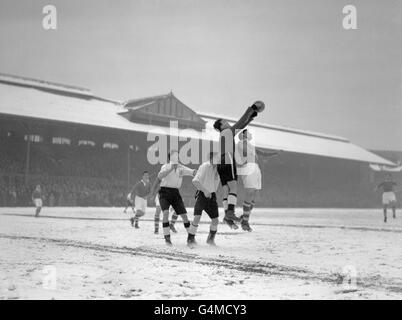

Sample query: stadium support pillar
[24,134,31,184]
[127,144,131,189]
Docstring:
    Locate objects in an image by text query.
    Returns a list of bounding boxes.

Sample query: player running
[155,150,196,246]
[129,171,151,228]
[187,152,221,248]
[236,129,282,231]
[212,101,264,228]
[375,173,398,222]
[32,184,43,218]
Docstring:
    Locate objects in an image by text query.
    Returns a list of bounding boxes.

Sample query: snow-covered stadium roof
[200,113,394,165]
[0,73,394,166]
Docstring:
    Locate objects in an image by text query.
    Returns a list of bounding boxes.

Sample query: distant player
[188,152,221,248]
[213,101,264,228]
[236,129,282,231]
[375,173,398,222]
[156,150,196,245]
[129,171,151,228]
[32,184,42,218]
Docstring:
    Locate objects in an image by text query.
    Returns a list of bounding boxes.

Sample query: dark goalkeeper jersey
[219,106,258,164]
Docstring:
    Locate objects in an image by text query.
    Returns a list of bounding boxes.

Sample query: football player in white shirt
[236,129,282,231]
[188,152,221,248]
[153,150,196,246]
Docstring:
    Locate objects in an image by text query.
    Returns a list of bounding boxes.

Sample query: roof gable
[122,93,206,130]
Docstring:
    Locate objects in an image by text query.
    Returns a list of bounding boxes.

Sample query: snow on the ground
[0,207,401,300]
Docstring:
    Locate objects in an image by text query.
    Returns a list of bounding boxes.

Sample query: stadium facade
[0,73,397,208]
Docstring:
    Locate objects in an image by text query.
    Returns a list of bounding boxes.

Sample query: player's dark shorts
[158,187,187,215]
[194,191,219,219]
[217,163,237,186]
[217,154,237,185]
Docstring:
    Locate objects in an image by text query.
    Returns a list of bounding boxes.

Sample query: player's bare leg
[170,210,178,233]
[154,206,161,234]
[129,212,135,227]
[35,206,41,217]
[180,214,191,233]
[133,210,145,229]
[188,216,218,247]
[207,218,219,245]
[128,205,136,226]
[250,199,255,212]
[162,210,172,245]
[187,214,201,248]
[392,202,396,219]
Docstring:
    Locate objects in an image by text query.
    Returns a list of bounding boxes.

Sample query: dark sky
[0,0,401,150]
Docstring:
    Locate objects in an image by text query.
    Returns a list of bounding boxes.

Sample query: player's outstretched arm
[157,164,174,180]
[232,106,258,132]
[180,164,196,177]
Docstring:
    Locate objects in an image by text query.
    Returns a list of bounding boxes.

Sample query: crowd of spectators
[0,141,137,207]
[0,139,397,208]
[1,141,135,180]
[0,174,126,207]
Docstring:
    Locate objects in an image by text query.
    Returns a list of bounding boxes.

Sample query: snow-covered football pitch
[0,207,401,300]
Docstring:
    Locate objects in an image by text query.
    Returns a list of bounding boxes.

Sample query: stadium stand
[0,73,399,208]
